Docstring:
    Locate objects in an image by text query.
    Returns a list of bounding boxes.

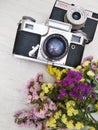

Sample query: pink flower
[15,110,28,119]
[33,104,47,119]
[47,98,57,110]
[35,73,44,83]
[24,73,44,104]
[33,82,40,91]
[36,122,42,130]
[24,86,30,95]
[27,91,39,103]
[33,109,46,119]
[32,90,39,100]
[82,56,93,62]
[95,75,98,79]
[26,78,34,88]
[91,62,98,71]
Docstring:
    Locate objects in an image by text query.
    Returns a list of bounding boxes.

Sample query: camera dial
[42,34,69,61]
[64,6,87,30]
[22,16,36,22]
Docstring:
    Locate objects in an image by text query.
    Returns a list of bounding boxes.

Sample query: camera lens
[42,34,68,60]
[72,12,81,20]
[46,38,64,57]
[65,6,87,29]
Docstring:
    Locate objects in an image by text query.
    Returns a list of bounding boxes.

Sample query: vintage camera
[49,0,98,43]
[13,16,86,68]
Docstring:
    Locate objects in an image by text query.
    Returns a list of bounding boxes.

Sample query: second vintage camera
[49,0,98,43]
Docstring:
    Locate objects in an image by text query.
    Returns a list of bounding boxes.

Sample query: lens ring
[66,6,87,26]
[42,34,69,61]
[72,12,81,20]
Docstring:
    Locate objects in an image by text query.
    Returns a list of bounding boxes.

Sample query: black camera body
[49,0,98,43]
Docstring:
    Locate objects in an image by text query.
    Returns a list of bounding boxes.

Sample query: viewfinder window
[71,35,81,42]
[25,24,33,30]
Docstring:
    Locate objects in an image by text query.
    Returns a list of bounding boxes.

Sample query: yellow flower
[67,108,73,116]
[47,65,55,75]
[87,70,95,77]
[55,69,67,81]
[95,102,98,110]
[74,109,79,115]
[39,91,45,100]
[57,102,65,109]
[41,83,54,94]
[83,61,90,67]
[66,100,78,117]
[61,114,67,124]
[76,65,82,70]
[62,69,67,73]
[41,83,49,93]
[66,100,75,109]
[54,110,62,119]
[47,83,54,90]
[55,70,61,80]
[66,120,74,129]
[47,65,67,81]
[75,122,84,130]
[81,68,85,73]
[71,68,79,72]
[67,107,78,117]
[46,117,56,128]
[89,126,95,130]
[80,78,85,82]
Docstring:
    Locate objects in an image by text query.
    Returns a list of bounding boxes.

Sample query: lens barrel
[42,34,68,60]
[64,6,87,29]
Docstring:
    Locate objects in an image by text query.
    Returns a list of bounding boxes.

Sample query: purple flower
[69,82,94,100]
[69,91,83,100]
[67,70,82,80]
[91,83,96,88]
[57,88,66,99]
[56,70,82,86]
[87,107,91,112]
[91,92,96,99]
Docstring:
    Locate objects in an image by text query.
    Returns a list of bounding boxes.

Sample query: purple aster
[84,85,93,96]
[57,88,66,99]
[91,83,96,88]
[66,70,82,81]
[87,106,91,112]
[91,92,96,99]
[69,82,94,100]
[56,70,82,86]
[69,91,83,99]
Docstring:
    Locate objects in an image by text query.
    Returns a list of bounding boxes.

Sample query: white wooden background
[0,0,98,130]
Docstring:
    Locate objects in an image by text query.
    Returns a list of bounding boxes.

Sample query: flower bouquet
[14,56,98,130]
